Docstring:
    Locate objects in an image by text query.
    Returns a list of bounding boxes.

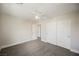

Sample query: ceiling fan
[32,9,50,21]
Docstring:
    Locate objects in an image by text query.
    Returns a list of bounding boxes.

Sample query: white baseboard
[70,49,79,54]
[0,39,34,50]
[41,39,48,43]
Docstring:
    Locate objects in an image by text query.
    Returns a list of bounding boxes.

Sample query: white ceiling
[0,3,79,21]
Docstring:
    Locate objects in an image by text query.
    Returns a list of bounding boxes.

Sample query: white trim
[0,39,35,50]
[41,39,48,43]
[70,49,79,54]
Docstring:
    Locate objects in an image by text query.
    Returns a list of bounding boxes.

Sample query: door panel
[46,21,57,45]
[57,19,71,49]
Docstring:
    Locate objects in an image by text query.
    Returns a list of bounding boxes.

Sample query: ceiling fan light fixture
[35,15,40,20]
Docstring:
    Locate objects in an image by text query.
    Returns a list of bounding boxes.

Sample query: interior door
[46,20,57,45]
[32,24,37,39]
[57,19,71,49]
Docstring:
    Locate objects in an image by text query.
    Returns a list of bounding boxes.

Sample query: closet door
[46,21,57,45]
[57,19,71,49]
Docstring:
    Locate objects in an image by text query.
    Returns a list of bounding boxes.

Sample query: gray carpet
[0,39,79,56]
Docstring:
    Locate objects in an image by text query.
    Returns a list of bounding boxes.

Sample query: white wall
[71,12,79,53]
[0,15,2,49]
[0,14,33,49]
